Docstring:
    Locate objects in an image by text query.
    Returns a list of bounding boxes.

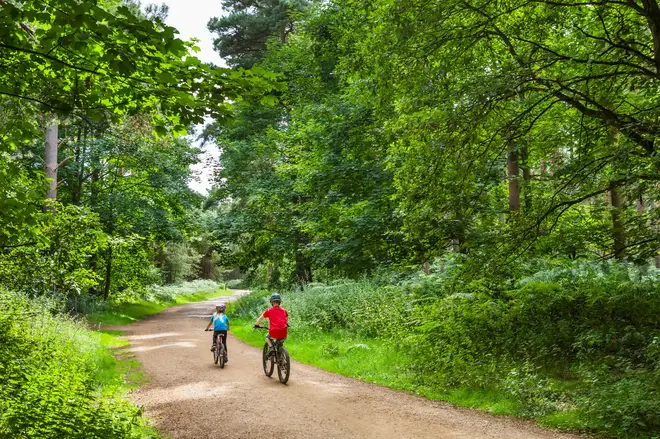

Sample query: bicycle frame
[255,325,290,384]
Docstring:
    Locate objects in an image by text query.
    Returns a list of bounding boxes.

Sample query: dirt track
[109,291,579,439]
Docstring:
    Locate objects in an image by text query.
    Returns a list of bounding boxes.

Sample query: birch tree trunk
[507,127,521,213]
[44,117,58,210]
[610,185,626,260]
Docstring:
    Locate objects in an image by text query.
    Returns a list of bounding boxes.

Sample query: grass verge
[230,317,522,417]
[1,290,161,438]
[88,288,234,326]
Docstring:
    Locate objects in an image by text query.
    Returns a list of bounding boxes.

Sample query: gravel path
[108,290,579,439]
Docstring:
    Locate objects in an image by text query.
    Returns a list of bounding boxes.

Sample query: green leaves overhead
[0,0,280,129]
[206,0,660,284]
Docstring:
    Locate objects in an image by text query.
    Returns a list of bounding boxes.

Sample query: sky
[163,0,225,194]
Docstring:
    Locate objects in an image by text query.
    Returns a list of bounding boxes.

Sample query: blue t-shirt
[210,312,229,331]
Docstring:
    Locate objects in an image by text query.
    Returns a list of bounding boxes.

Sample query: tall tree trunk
[507,127,521,213]
[71,125,83,205]
[294,248,312,287]
[422,261,431,275]
[201,253,213,279]
[44,117,58,210]
[521,143,532,210]
[648,196,660,268]
[103,246,112,300]
[610,184,626,260]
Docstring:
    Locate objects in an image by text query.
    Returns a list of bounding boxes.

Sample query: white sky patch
[163,0,225,194]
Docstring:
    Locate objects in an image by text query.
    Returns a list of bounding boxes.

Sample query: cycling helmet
[270,294,281,303]
[215,303,226,311]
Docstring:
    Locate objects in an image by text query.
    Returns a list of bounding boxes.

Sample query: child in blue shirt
[205,303,230,361]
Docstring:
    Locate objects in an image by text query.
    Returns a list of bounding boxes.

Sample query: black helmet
[270,293,282,303]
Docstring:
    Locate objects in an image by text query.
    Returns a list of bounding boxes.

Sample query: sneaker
[211,346,216,351]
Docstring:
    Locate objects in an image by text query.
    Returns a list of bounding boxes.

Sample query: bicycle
[254,325,290,384]
[205,329,227,368]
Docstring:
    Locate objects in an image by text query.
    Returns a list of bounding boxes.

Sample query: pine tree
[208,0,307,68]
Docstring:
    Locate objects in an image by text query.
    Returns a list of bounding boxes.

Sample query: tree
[0,0,280,251]
[208,0,308,68]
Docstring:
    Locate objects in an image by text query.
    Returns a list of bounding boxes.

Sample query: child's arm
[205,316,213,331]
[254,311,267,327]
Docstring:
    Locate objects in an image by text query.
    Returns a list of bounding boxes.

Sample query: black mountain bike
[254,325,290,384]
[205,329,227,368]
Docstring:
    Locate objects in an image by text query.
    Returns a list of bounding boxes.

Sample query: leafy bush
[231,261,660,438]
[0,205,106,299]
[108,279,225,305]
[0,289,156,439]
[159,242,202,284]
[146,279,224,302]
[225,279,245,289]
[107,235,161,301]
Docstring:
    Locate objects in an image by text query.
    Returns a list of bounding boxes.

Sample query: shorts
[266,334,286,341]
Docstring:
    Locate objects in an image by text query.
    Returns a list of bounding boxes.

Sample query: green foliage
[225,279,246,289]
[0,204,106,298]
[88,280,230,326]
[0,290,157,439]
[159,242,202,284]
[230,316,413,388]
[230,262,660,438]
[0,0,278,129]
[208,0,309,68]
[107,235,161,301]
[0,147,45,248]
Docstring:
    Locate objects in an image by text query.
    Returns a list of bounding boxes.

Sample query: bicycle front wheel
[277,346,290,384]
[263,343,274,377]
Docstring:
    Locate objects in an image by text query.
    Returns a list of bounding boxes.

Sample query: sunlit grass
[88,288,233,326]
[230,317,578,433]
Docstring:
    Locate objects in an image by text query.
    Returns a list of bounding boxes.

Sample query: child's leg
[265,334,273,348]
[221,331,228,354]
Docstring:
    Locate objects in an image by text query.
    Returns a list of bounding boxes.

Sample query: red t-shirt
[263,306,288,339]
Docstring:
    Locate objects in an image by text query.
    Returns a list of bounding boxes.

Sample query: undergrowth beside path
[228,268,660,439]
[230,317,523,417]
[0,290,158,439]
[1,281,233,439]
[88,281,233,326]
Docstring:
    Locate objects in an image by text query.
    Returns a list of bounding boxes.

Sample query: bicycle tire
[277,346,290,384]
[263,343,274,377]
[213,334,222,364]
[219,345,225,368]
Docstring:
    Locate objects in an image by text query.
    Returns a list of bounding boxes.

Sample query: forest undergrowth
[229,259,660,439]
[0,281,230,439]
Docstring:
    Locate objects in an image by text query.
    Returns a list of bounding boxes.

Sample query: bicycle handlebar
[254,324,290,329]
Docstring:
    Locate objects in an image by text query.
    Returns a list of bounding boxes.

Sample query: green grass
[231,317,591,432]
[232,317,411,385]
[231,317,521,411]
[88,288,233,326]
[539,411,588,431]
[96,330,146,391]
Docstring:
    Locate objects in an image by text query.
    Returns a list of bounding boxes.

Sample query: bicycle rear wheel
[263,343,274,377]
[213,340,219,364]
[219,344,225,368]
[277,346,290,384]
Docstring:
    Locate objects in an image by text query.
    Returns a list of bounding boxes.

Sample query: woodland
[1,0,660,437]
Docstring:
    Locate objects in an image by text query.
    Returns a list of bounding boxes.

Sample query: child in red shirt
[254,294,288,352]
